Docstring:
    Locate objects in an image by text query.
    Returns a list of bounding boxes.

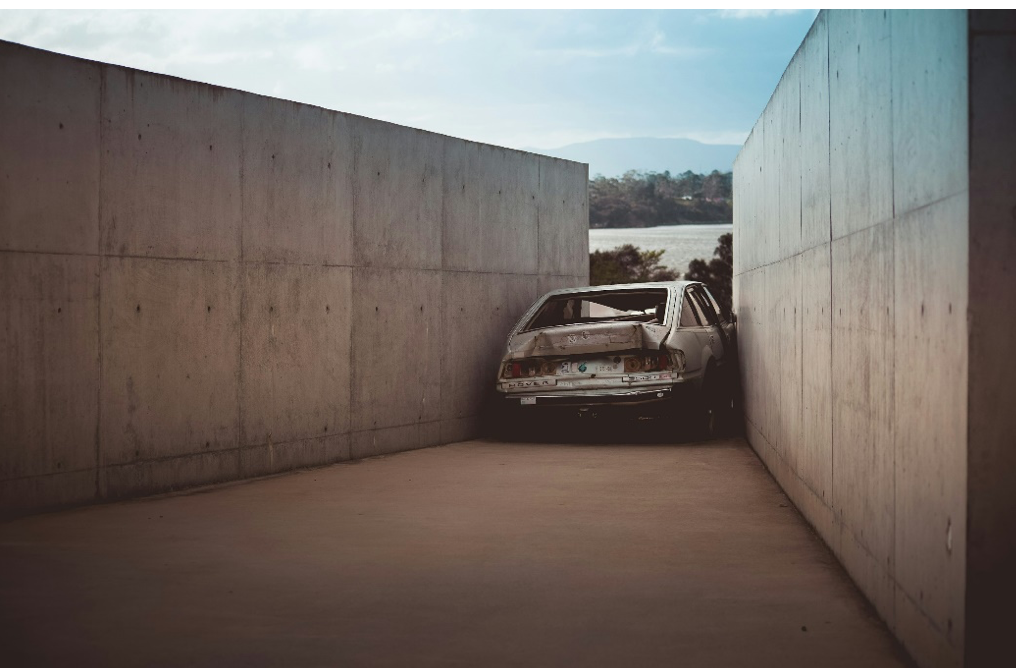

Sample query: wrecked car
[494,281,737,433]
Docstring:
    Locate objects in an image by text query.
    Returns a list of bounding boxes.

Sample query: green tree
[589,244,680,286]
[684,233,733,314]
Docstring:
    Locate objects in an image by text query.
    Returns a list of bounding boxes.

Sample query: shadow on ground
[486,409,743,445]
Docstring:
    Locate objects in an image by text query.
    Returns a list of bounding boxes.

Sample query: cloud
[536,28,710,60]
[0,9,810,151]
[717,9,809,20]
[670,130,749,145]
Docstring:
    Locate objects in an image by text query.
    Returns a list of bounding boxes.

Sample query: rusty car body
[494,281,736,429]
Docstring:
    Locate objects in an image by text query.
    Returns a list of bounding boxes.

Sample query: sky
[0,9,818,151]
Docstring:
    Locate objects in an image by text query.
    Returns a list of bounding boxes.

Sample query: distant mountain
[529,137,740,179]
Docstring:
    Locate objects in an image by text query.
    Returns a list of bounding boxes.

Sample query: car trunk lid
[507,322,669,359]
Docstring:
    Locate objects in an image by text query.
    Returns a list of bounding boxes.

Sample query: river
[589,223,732,274]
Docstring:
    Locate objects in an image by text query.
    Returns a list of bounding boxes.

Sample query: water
[589,224,733,274]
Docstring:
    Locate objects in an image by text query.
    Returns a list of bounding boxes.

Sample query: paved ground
[0,437,911,667]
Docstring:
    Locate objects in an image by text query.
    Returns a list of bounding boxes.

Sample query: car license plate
[624,372,670,382]
[520,397,536,405]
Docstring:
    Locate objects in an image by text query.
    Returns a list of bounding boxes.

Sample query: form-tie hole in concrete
[207,305,211,313]
[59,122,63,129]
[136,304,141,313]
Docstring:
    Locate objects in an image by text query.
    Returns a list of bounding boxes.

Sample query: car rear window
[524,289,669,331]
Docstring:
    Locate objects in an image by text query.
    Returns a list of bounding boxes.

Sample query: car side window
[700,286,726,322]
[691,287,719,326]
[680,290,702,327]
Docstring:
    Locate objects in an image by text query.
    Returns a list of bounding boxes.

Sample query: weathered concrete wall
[0,41,588,513]
[734,10,971,668]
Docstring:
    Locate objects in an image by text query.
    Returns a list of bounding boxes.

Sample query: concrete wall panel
[777,256,802,464]
[762,108,779,267]
[240,264,352,446]
[0,254,99,480]
[0,43,100,255]
[830,222,896,588]
[350,423,429,460]
[350,268,442,433]
[240,97,353,266]
[103,448,239,499]
[777,60,802,261]
[442,142,540,274]
[100,68,243,261]
[98,258,240,468]
[891,10,968,214]
[893,193,968,657]
[799,244,832,500]
[351,118,444,271]
[800,13,831,251]
[829,9,894,239]
[0,470,96,513]
[239,434,350,480]
[538,157,589,277]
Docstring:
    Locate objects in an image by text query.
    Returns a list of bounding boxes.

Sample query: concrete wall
[734,10,971,668]
[0,41,588,513]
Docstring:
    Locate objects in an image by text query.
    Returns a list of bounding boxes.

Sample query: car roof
[541,281,699,298]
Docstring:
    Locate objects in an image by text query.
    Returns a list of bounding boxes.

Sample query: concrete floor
[0,438,911,667]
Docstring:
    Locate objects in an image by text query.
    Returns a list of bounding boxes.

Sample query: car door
[674,286,712,383]
[688,285,728,365]
[700,284,736,350]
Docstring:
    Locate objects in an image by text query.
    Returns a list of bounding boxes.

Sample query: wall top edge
[0,38,588,170]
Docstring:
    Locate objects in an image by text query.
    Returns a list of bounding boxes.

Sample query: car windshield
[524,289,669,331]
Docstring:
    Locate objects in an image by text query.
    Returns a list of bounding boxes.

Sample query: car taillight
[624,354,673,372]
[503,360,554,378]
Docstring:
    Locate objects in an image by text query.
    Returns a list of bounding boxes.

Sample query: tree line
[590,170,733,229]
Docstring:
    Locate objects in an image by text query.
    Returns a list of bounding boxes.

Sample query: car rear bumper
[504,386,671,406]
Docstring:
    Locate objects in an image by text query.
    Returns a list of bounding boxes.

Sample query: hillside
[530,137,740,178]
